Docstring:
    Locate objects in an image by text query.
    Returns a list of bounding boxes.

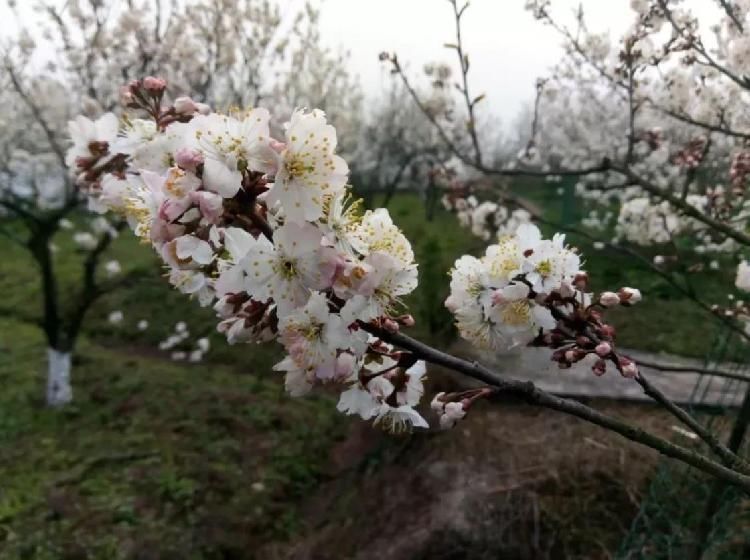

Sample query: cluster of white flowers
[68,79,434,431]
[442,194,532,241]
[70,77,652,430]
[613,194,741,256]
[159,322,211,363]
[446,222,643,377]
[445,223,578,349]
[615,195,707,245]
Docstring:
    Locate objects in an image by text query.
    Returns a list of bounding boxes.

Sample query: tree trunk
[46,347,72,406]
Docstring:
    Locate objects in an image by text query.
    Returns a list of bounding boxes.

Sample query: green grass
[0,220,347,558]
[0,315,347,559]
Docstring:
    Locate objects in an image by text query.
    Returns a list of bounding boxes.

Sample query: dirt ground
[262,369,684,560]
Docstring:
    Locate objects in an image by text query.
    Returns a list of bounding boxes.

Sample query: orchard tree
[354,73,458,209]
[0,59,127,406]
[0,0,361,405]
[380,0,750,350]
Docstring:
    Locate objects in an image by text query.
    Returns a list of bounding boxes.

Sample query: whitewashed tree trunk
[46,348,72,406]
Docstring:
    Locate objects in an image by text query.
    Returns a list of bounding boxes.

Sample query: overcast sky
[2,0,714,123]
[318,0,639,123]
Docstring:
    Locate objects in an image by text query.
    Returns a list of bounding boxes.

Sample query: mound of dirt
[267,370,676,560]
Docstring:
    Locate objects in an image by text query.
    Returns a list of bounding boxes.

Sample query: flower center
[501,299,531,326]
[492,256,519,277]
[124,199,151,238]
[165,170,186,197]
[278,259,297,280]
[303,324,323,341]
[536,259,552,277]
[285,153,311,179]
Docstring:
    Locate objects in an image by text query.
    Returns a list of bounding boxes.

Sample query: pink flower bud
[269,139,287,154]
[559,281,576,298]
[143,76,167,93]
[190,191,224,224]
[595,342,612,357]
[174,147,204,171]
[119,85,135,106]
[564,350,577,362]
[592,359,607,376]
[431,392,447,412]
[335,352,356,379]
[574,271,589,288]
[173,96,198,115]
[439,401,467,430]
[491,289,506,305]
[576,336,592,348]
[400,314,416,327]
[383,318,400,333]
[196,103,211,115]
[599,291,621,307]
[618,287,642,304]
[551,349,567,363]
[619,357,638,378]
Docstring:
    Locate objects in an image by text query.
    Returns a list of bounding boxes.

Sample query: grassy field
[0,192,743,558]
[0,317,347,558]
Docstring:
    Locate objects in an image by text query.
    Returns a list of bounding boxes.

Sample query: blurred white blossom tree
[0,0,361,405]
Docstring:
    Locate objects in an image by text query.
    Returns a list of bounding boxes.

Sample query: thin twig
[447,0,483,166]
[634,358,750,383]
[716,0,744,32]
[635,372,748,470]
[386,55,610,179]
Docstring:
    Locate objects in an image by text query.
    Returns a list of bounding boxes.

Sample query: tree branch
[63,222,125,350]
[634,357,750,383]
[611,164,750,247]
[635,372,748,470]
[387,55,610,179]
[716,0,744,33]
[447,0,483,166]
[363,325,750,493]
[3,60,69,171]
